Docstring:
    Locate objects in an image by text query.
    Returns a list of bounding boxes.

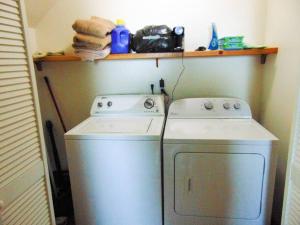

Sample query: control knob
[107,101,112,107]
[144,98,155,109]
[234,103,241,110]
[223,102,230,110]
[204,102,213,110]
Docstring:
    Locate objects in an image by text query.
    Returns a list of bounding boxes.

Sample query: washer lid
[79,117,151,133]
[65,116,165,140]
[164,119,278,144]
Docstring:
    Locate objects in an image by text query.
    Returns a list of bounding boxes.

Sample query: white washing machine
[163,98,278,225]
[65,95,164,225]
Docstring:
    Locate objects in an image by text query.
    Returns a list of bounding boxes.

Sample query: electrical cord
[151,84,154,94]
[159,78,170,109]
[160,79,169,96]
[171,51,185,101]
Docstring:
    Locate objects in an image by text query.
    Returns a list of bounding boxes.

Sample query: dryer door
[174,153,265,219]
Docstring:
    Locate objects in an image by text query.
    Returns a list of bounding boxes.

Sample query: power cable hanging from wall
[171,51,186,101]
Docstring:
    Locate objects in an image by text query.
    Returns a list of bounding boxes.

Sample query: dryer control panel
[168,98,252,119]
[90,95,165,116]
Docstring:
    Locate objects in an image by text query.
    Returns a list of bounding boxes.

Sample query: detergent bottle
[111,19,130,54]
[208,23,219,50]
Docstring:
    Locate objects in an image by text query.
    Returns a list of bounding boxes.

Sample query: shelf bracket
[260,54,267,64]
[34,61,43,71]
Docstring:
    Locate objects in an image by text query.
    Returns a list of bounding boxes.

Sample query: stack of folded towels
[72,16,115,61]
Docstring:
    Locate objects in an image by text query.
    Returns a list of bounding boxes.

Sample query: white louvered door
[0,0,55,224]
[282,92,300,225]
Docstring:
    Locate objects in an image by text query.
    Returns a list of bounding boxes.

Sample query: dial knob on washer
[107,101,112,107]
[204,102,213,110]
[223,102,230,110]
[144,98,155,109]
[234,103,241,110]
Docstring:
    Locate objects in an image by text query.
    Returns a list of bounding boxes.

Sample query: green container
[220,42,244,50]
[219,36,244,50]
[219,36,244,44]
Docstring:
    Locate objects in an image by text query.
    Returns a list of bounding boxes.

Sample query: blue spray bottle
[208,23,218,50]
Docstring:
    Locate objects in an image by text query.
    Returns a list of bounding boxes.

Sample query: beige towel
[73,34,111,49]
[91,16,115,28]
[72,17,115,38]
[74,46,111,61]
[72,42,104,51]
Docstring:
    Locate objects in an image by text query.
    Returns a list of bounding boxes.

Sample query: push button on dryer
[204,102,213,110]
[223,103,230,110]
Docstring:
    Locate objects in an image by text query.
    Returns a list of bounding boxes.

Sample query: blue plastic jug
[111,19,130,54]
[208,23,219,50]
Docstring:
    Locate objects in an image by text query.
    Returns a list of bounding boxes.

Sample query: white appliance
[163,98,278,225]
[65,95,165,225]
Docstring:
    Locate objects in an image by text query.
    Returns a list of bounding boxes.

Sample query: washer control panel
[90,95,164,116]
[169,98,252,119]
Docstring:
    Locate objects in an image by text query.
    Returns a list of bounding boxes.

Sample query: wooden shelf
[34,48,278,70]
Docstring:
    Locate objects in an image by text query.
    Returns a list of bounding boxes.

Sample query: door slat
[0,140,39,163]
[0,116,35,136]
[0,71,28,79]
[0,110,34,128]
[0,147,40,177]
[0,77,29,86]
[0,126,37,149]
[0,9,20,21]
[0,105,33,121]
[0,3,19,14]
[0,99,32,114]
[0,0,18,8]
[0,120,36,142]
[0,88,31,101]
[0,93,32,107]
[0,44,24,52]
[0,16,20,27]
[0,157,42,187]
[0,52,26,59]
[0,132,38,156]
[0,23,22,33]
[3,178,44,214]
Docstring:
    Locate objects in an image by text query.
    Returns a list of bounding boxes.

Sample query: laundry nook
[0,1,299,225]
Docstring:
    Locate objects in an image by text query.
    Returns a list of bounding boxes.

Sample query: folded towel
[72,17,115,38]
[74,46,111,61]
[72,41,104,51]
[73,34,111,49]
[91,16,115,28]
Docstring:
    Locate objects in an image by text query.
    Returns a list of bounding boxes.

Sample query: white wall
[24,0,60,27]
[261,0,300,224]
[34,0,267,52]
[27,28,37,53]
